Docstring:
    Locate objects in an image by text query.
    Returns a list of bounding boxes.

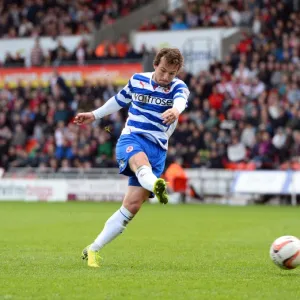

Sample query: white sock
[135,165,158,192]
[89,205,134,251]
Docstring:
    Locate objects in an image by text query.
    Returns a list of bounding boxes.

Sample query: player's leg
[116,133,168,204]
[129,152,157,192]
[81,133,166,267]
[82,186,149,267]
[90,185,149,251]
[130,151,168,205]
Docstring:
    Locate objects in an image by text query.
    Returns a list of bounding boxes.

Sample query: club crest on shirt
[163,86,171,93]
[126,146,134,153]
[139,81,145,88]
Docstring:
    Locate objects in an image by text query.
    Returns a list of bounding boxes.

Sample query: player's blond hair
[153,48,184,71]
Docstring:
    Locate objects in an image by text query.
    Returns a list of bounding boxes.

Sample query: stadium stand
[2,36,143,68]
[0,0,149,67]
[138,0,262,31]
[0,0,299,173]
[0,0,151,38]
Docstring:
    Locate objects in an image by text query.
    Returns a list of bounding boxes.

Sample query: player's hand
[162,108,180,125]
[73,112,95,125]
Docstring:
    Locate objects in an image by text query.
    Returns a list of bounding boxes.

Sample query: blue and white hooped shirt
[114,72,190,150]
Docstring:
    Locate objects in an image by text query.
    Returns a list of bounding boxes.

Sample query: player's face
[153,57,179,86]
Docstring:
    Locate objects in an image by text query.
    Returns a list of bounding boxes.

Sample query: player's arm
[162,84,190,125]
[74,79,133,125]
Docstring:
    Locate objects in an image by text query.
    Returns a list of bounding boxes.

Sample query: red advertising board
[0,63,142,87]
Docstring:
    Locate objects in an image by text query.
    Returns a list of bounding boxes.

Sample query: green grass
[1,202,300,300]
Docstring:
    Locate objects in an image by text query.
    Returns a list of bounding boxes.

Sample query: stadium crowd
[0,0,146,67]
[0,0,299,172]
[0,0,150,38]
[139,0,296,32]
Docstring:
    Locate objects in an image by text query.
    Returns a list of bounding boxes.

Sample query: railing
[4,167,122,179]
[4,167,234,198]
[1,168,299,205]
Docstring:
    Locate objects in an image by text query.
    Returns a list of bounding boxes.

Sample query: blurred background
[0,0,299,205]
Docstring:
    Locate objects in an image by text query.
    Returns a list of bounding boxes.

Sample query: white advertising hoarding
[288,172,300,194]
[66,179,127,202]
[0,178,127,202]
[0,179,67,201]
[1,170,298,203]
[231,171,288,194]
[132,28,239,74]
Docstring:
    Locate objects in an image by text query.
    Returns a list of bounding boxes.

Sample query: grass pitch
[1,202,300,300]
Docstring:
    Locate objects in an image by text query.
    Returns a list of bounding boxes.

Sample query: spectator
[164,156,188,193]
[157,12,171,30]
[170,14,189,30]
[227,136,247,163]
[50,70,73,103]
[11,124,27,147]
[241,122,256,148]
[75,40,86,65]
[30,39,43,66]
[251,131,274,168]
[54,102,71,124]
[115,36,129,58]
[18,17,34,37]
[208,149,224,169]
[139,20,157,31]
